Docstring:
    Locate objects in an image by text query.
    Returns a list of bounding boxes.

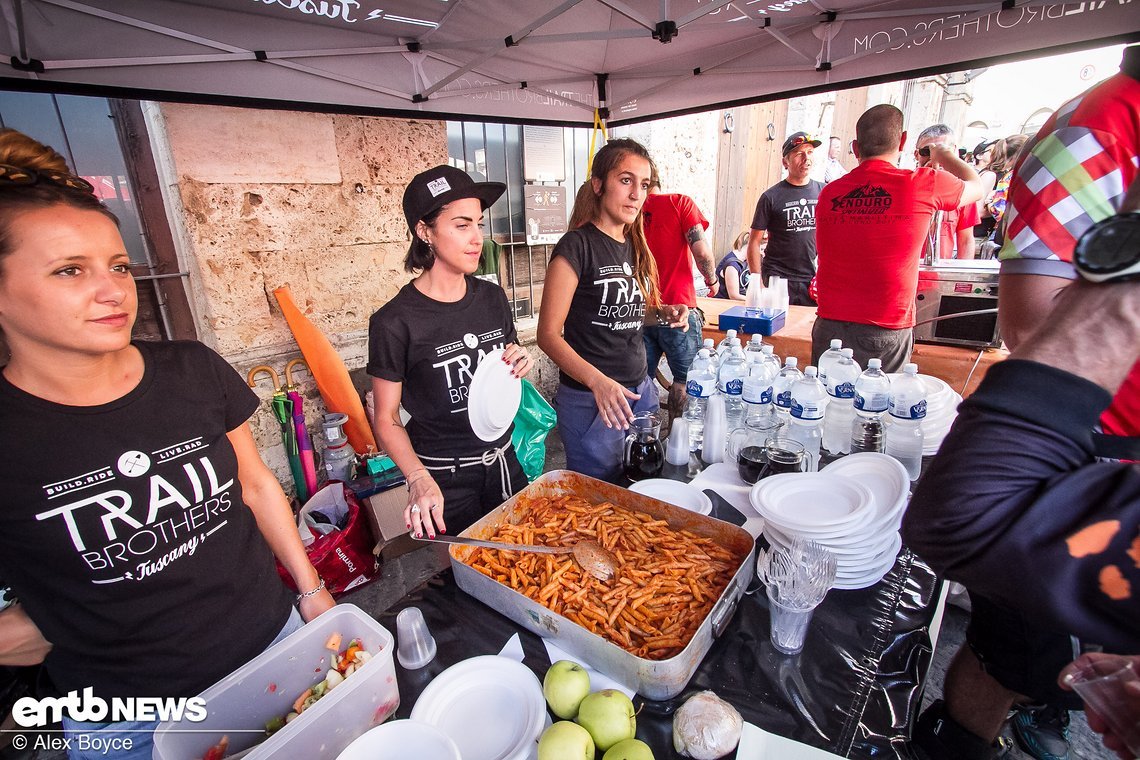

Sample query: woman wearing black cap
[367,166,532,539]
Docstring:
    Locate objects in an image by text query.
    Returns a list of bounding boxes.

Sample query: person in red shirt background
[641,177,718,424]
[914,123,981,260]
[811,104,984,371]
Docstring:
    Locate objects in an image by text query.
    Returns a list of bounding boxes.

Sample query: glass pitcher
[727,416,785,484]
[623,411,664,482]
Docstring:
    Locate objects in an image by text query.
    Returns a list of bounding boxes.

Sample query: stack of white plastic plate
[468,349,523,442]
[751,461,908,590]
[337,720,462,760]
[886,373,963,455]
[409,655,546,760]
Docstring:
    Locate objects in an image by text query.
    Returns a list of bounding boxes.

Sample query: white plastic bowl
[337,720,462,760]
[629,479,714,515]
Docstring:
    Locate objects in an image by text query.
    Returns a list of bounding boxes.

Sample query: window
[0,94,195,341]
[447,121,594,319]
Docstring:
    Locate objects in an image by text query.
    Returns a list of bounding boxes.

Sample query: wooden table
[697,299,1008,398]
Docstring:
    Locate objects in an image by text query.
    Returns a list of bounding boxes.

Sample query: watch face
[1076,212,1140,281]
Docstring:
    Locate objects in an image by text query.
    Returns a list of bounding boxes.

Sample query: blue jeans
[555,376,660,483]
[63,607,305,760]
[642,310,703,382]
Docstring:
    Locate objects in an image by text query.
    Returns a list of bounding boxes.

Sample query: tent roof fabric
[2,1,1138,126]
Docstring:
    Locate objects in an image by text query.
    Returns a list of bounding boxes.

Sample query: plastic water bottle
[886,362,926,480]
[683,349,716,452]
[788,366,826,470]
[772,357,803,422]
[717,339,748,430]
[716,329,739,359]
[702,338,719,374]
[742,354,779,425]
[822,348,860,457]
[851,358,891,453]
[744,334,765,359]
[760,344,782,378]
[817,339,844,391]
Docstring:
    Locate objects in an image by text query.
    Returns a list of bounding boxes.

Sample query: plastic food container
[153,604,398,760]
[450,470,755,700]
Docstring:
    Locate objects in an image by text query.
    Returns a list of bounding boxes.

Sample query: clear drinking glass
[767,584,818,655]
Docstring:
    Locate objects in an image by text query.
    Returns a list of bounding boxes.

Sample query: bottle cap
[804,366,817,377]
[830,339,842,349]
[868,358,882,369]
[786,357,798,368]
[841,348,854,358]
[903,363,918,375]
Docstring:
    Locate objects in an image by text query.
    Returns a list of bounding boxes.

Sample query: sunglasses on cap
[917,145,968,159]
[787,134,816,149]
[0,162,95,194]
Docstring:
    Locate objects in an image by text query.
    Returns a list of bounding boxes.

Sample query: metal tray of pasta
[449,469,755,700]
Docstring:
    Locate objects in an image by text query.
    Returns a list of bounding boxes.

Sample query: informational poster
[523,184,568,246]
[522,125,566,182]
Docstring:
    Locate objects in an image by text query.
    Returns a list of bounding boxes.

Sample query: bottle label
[743,383,773,404]
[723,378,743,397]
[889,398,927,420]
[831,381,855,399]
[790,400,824,420]
[687,379,712,399]
[776,389,792,409]
[854,391,889,413]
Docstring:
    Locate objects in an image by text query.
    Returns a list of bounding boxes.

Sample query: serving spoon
[413,533,618,581]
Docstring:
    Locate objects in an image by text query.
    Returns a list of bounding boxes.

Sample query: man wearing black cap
[745,131,824,306]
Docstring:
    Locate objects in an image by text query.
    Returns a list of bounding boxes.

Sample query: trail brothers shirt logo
[36,438,235,584]
[591,264,645,332]
[831,183,893,214]
[431,329,506,407]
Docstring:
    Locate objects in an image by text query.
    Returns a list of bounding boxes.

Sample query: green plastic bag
[511,380,557,482]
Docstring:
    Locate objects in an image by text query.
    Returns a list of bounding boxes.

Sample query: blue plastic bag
[511,380,557,481]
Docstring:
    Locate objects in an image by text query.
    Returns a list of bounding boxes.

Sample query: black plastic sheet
[368,491,940,759]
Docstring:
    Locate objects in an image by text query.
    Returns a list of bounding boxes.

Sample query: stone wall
[148,103,449,491]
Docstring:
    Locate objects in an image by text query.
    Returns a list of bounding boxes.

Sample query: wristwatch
[1073,211,1140,282]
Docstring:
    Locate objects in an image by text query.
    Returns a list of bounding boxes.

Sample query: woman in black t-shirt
[367,166,533,539]
[0,128,332,760]
[537,139,688,482]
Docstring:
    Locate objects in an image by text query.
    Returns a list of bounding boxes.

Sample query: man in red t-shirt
[641,181,718,421]
[915,124,981,260]
[812,105,984,371]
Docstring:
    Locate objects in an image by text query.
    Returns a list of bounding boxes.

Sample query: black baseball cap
[972,139,995,157]
[402,165,505,233]
[782,131,822,156]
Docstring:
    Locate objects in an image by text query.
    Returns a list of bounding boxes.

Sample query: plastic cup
[396,606,437,669]
[767,584,818,655]
[666,417,691,466]
[1066,656,1140,755]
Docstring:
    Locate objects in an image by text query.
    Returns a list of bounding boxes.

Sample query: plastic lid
[804,366,818,377]
[750,334,763,344]
[841,348,854,358]
[726,329,737,337]
[903,363,918,375]
[830,339,842,349]
[703,338,715,348]
[786,357,798,367]
[867,358,882,369]
[729,337,741,346]
[762,345,774,355]
[697,348,710,358]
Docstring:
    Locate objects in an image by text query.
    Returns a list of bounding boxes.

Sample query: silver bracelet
[297,578,325,602]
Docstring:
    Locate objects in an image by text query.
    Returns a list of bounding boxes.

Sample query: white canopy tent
[1,0,1138,127]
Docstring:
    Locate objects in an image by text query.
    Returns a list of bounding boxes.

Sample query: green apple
[575,689,637,751]
[602,738,655,760]
[537,720,595,760]
[543,660,592,719]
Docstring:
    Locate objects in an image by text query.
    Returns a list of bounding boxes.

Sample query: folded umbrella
[285,359,320,499]
[247,365,309,502]
[273,286,377,454]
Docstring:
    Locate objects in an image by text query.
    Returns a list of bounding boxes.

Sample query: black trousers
[428,446,527,534]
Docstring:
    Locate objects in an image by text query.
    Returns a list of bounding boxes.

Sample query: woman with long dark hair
[537,139,688,482]
[0,128,333,760]
[368,166,533,540]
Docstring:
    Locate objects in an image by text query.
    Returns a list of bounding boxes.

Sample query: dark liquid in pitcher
[624,439,664,481]
[757,456,805,479]
[737,446,768,484]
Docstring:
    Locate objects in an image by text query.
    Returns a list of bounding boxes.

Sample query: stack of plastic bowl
[750,454,910,590]
[886,372,963,455]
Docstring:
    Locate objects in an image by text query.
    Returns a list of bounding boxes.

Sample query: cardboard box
[365,485,408,545]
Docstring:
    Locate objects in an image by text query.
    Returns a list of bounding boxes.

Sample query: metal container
[449,470,755,700]
[914,262,1001,348]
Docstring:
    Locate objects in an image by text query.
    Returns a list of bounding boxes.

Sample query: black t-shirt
[0,341,294,699]
[552,224,648,390]
[367,276,518,457]
[714,252,750,299]
[750,179,823,282]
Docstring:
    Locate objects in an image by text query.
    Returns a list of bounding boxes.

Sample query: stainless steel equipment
[449,470,755,700]
[915,262,1002,348]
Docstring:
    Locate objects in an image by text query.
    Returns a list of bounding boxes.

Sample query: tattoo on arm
[686,225,704,246]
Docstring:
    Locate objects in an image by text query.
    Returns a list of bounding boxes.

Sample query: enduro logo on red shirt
[830,183,893,214]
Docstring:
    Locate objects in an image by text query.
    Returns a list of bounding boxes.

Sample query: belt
[420,442,514,500]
